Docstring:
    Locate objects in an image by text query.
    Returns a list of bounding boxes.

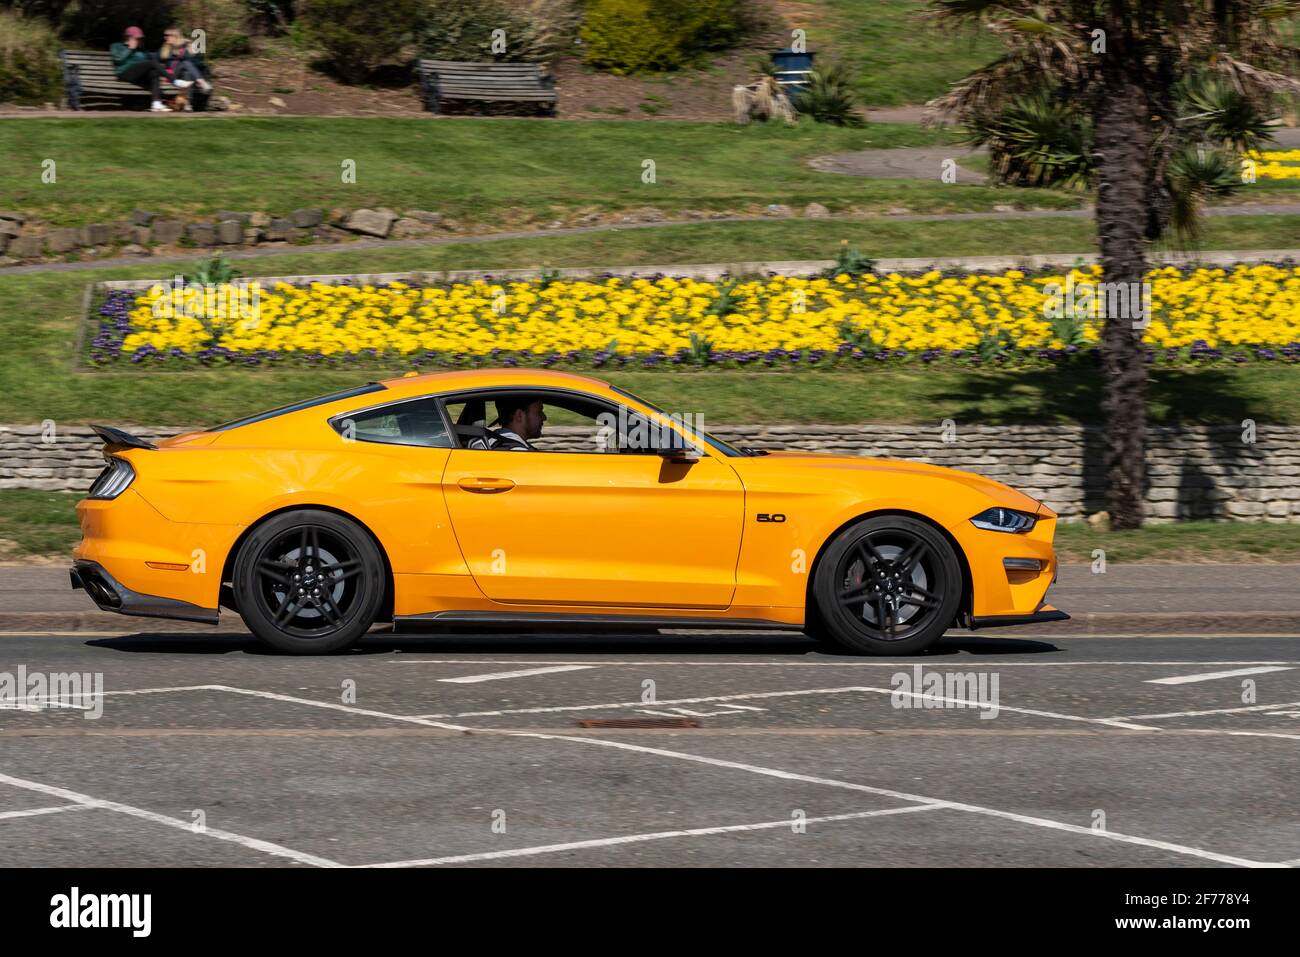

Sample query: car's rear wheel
[812,515,962,656]
[234,509,385,654]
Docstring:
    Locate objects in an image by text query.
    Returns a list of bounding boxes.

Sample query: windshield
[608,385,750,457]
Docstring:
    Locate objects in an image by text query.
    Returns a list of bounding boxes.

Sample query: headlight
[970,507,1036,534]
[88,458,135,500]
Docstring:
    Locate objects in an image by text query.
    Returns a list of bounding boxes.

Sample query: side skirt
[393,611,796,633]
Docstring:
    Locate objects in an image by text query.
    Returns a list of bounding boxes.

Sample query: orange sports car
[71,369,1067,655]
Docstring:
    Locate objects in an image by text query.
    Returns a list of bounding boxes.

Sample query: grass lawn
[0,116,1070,230]
[2,216,1297,426]
[0,491,82,560]
[822,0,1001,106]
[4,490,1295,562]
[1053,522,1300,564]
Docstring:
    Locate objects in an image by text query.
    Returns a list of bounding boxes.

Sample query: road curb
[0,610,1296,636]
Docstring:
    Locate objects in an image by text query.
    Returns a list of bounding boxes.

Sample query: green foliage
[184,253,243,286]
[245,0,297,32]
[1167,144,1244,244]
[208,32,254,59]
[299,0,423,78]
[416,0,579,63]
[798,61,863,126]
[705,280,742,317]
[837,318,883,355]
[7,0,179,45]
[580,0,742,75]
[821,242,876,277]
[968,92,1094,189]
[687,331,714,364]
[0,10,61,104]
[1049,311,1088,348]
[1179,72,1278,153]
[976,327,1014,363]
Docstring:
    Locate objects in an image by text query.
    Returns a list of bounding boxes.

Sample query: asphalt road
[1,629,1298,867]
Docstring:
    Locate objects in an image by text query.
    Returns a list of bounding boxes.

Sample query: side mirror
[656,448,700,465]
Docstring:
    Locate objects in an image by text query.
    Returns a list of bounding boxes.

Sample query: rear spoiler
[90,425,157,452]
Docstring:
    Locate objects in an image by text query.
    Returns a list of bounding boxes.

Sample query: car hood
[737,450,1053,517]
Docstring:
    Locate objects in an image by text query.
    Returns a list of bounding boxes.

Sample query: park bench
[416,59,557,116]
[60,50,180,110]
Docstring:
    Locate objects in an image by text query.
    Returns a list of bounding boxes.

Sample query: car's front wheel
[233,509,385,654]
[811,515,962,656]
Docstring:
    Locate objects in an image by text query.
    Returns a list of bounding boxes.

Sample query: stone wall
[3,423,1295,522]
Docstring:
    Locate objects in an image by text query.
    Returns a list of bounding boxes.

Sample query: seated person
[159,26,213,103]
[110,26,168,112]
[468,397,545,451]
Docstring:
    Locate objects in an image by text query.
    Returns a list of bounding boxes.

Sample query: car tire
[812,514,962,656]
[233,509,386,655]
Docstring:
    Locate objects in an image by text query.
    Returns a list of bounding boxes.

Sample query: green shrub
[799,61,862,126]
[417,0,579,63]
[8,1,180,46]
[208,31,253,58]
[299,0,422,78]
[580,0,742,75]
[0,10,62,104]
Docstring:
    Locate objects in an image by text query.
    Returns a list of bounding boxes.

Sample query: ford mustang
[71,369,1067,654]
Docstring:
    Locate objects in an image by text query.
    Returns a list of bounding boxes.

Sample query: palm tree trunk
[1093,61,1152,530]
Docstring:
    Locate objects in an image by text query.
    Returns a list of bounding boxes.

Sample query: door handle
[458,477,515,493]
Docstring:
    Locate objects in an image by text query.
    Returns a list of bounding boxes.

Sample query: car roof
[376,368,613,401]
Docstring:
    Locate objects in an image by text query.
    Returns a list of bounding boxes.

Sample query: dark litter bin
[771,48,816,103]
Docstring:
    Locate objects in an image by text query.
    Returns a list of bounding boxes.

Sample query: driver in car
[469,397,546,451]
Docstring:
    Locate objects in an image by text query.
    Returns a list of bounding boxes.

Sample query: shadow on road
[83,629,1063,658]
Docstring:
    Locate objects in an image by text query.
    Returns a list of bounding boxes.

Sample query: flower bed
[1245,149,1300,181]
[91,264,1300,369]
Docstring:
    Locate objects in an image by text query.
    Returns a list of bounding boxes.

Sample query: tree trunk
[1092,60,1152,530]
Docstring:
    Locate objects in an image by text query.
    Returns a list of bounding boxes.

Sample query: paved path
[813,126,1300,183]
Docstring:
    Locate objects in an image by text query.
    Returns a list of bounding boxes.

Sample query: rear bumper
[969,605,1070,630]
[71,560,219,625]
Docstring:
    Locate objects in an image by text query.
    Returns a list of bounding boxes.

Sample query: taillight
[89,458,135,499]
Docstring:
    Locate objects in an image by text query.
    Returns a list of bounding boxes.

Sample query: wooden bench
[416,59,557,116]
[60,50,180,110]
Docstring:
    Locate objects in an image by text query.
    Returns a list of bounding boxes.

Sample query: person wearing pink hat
[110,26,168,112]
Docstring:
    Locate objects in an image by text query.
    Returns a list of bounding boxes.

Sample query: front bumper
[71,560,219,625]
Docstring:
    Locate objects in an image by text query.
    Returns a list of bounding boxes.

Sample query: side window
[441,391,692,454]
[332,397,452,448]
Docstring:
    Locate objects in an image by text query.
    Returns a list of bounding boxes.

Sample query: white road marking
[0,770,341,868]
[438,665,595,684]
[413,684,1155,731]
[410,686,1154,728]
[855,687,1159,731]
[0,804,96,822]
[208,685,1278,868]
[362,804,946,867]
[530,733,1282,868]
[411,685,871,719]
[1122,701,1300,721]
[0,685,225,714]
[1146,666,1294,685]
[1183,729,1300,742]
